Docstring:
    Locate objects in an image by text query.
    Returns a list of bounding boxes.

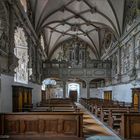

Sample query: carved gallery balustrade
[43,60,112,79]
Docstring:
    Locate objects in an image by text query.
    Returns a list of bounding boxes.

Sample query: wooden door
[132,88,140,111]
[12,86,32,112]
[104,91,112,100]
[69,90,77,102]
[41,90,46,102]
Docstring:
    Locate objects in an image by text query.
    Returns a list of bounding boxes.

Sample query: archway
[68,83,80,102]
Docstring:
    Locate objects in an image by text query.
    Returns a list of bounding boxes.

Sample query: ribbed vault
[28,0,125,59]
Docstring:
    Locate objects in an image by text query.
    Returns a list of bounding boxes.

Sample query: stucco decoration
[0,2,8,53]
[14,27,28,47]
[135,35,140,68]
[121,44,130,74]
[14,27,28,84]
[124,0,140,31]
[52,38,94,68]
[112,53,118,75]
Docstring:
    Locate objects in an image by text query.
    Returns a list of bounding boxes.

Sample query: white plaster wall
[90,88,103,99]
[79,82,139,103]
[112,84,132,102]
[29,82,41,105]
[102,83,139,103]
[0,74,42,113]
[54,88,63,98]
[80,88,104,99]
[80,88,87,98]
[1,74,13,113]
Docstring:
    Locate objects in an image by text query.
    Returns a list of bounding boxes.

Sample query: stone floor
[78,104,122,140]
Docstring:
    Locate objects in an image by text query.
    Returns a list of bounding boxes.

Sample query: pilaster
[63,80,66,98]
[85,79,91,99]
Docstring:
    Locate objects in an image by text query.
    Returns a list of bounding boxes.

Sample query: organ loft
[0,0,140,140]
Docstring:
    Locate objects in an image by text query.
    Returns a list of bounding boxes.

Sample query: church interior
[0,0,140,140]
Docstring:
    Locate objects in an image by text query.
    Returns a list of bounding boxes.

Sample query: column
[132,36,136,67]
[117,47,121,82]
[63,80,66,98]
[131,36,137,80]
[86,80,90,99]
[8,3,18,74]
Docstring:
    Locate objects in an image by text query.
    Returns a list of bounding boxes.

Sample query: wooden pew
[94,104,120,118]
[80,98,131,109]
[120,113,140,140]
[100,107,131,123]
[0,114,4,135]
[31,105,79,112]
[108,108,138,132]
[41,98,74,105]
[79,98,102,111]
[1,112,83,137]
[38,98,75,107]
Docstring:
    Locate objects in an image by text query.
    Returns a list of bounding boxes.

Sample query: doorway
[69,90,77,102]
[68,83,80,102]
[104,90,112,100]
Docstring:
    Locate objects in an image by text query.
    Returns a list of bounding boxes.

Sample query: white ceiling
[29,0,125,59]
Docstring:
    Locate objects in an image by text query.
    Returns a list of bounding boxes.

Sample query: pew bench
[120,113,140,140]
[108,109,138,133]
[0,112,83,138]
[100,107,132,123]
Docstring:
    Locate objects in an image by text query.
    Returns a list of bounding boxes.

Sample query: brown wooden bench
[120,113,140,140]
[0,112,83,137]
[100,107,132,123]
[0,114,4,135]
[108,108,138,132]
[80,98,132,111]
[94,105,121,118]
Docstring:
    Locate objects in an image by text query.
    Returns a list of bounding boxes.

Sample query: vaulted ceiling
[29,0,125,59]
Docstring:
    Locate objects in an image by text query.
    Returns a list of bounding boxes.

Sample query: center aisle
[77,103,122,140]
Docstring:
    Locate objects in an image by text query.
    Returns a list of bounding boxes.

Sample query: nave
[0,0,140,140]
